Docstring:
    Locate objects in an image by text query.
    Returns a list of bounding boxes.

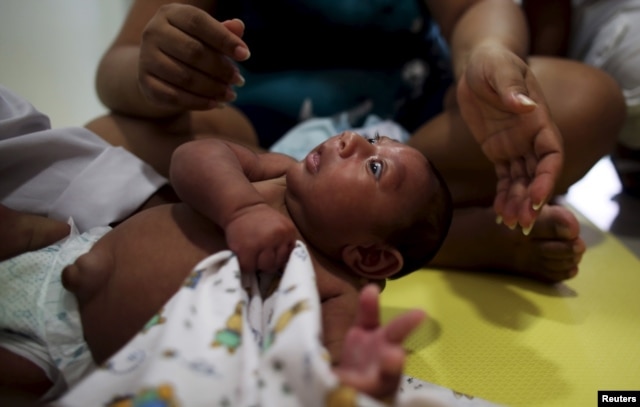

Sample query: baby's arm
[170,139,297,273]
[333,284,425,402]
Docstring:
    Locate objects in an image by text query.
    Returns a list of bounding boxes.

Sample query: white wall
[0,1,130,127]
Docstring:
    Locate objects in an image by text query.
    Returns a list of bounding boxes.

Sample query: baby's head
[285,131,452,280]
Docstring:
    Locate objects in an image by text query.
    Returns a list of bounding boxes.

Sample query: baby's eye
[366,132,381,144]
[369,159,383,179]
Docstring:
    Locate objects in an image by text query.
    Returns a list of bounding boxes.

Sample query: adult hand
[333,284,425,401]
[138,4,249,110]
[457,43,564,233]
[225,203,297,274]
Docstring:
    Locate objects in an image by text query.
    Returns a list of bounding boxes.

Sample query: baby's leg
[432,204,585,283]
[62,203,226,364]
[0,205,70,261]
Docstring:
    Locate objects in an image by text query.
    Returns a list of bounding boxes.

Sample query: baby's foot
[432,205,586,283]
[0,204,70,261]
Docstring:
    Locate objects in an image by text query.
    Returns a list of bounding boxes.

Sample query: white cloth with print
[60,242,501,407]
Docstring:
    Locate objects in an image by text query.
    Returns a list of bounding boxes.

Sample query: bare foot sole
[432,204,586,283]
[0,204,70,261]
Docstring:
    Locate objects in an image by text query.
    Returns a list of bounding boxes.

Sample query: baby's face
[285,131,435,251]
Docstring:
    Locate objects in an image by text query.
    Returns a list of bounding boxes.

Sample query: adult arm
[427,0,564,231]
[170,139,297,272]
[522,0,572,57]
[96,0,248,117]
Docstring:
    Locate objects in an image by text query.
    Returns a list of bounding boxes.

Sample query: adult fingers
[530,126,564,208]
[139,73,214,110]
[151,23,241,87]
[488,56,536,114]
[140,49,235,108]
[167,7,250,61]
[222,18,246,39]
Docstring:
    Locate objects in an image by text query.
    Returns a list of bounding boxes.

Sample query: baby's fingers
[383,309,426,344]
[354,284,381,329]
[257,249,277,274]
[238,255,257,275]
[274,241,295,271]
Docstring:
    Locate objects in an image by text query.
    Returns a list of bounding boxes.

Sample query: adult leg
[409,57,624,281]
[85,106,259,178]
[430,205,585,282]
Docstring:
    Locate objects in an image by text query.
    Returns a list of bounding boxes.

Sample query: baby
[0,133,452,402]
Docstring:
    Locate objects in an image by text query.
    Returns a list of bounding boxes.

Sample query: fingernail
[233,18,245,30]
[232,72,245,87]
[208,100,227,109]
[506,222,517,231]
[532,201,544,211]
[522,225,533,236]
[517,93,537,107]
[234,46,250,61]
[495,215,503,225]
[225,88,237,102]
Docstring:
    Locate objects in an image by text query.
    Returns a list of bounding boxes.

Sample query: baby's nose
[338,131,370,158]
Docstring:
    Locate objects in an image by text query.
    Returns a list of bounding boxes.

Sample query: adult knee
[531,57,626,188]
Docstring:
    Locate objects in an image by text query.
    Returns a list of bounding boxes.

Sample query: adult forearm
[96,45,185,118]
[449,0,529,80]
[522,0,572,56]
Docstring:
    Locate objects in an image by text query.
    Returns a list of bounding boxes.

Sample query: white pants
[570,0,640,147]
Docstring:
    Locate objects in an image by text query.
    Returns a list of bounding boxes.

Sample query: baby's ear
[341,243,403,279]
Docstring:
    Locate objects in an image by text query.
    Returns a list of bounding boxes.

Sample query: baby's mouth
[305,151,320,174]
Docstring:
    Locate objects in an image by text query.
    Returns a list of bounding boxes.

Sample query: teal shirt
[217,0,451,145]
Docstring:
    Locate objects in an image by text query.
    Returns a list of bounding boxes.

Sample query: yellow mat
[381,219,640,407]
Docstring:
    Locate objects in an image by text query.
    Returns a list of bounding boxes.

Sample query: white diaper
[0,220,111,401]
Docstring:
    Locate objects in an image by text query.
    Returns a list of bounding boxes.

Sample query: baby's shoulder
[253,175,288,204]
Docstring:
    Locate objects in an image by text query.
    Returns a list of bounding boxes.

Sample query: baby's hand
[333,284,425,401]
[138,4,249,110]
[225,203,297,274]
